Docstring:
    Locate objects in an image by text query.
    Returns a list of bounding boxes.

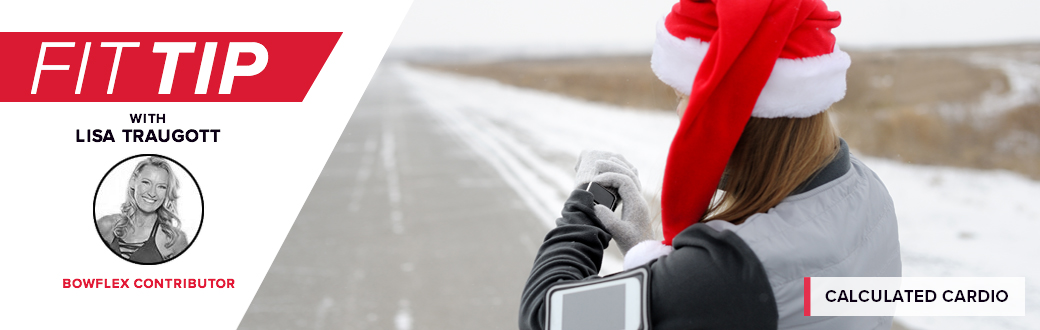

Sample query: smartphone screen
[561,283,626,330]
[546,269,648,330]
[587,182,618,211]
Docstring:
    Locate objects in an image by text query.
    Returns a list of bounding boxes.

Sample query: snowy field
[395,64,1040,330]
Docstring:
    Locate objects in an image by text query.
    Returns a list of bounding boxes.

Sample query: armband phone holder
[545,266,650,330]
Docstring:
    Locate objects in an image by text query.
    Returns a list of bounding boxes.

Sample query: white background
[0,1,412,328]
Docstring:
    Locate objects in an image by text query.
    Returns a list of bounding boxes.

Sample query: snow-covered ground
[395,64,1040,330]
[970,52,1040,118]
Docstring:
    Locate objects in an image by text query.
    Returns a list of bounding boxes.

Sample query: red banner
[0,32,341,102]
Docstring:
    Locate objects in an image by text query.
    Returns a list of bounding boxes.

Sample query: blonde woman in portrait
[97,156,188,264]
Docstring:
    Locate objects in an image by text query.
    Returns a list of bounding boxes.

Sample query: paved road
[238,66,550,330]
[237,64,913,330]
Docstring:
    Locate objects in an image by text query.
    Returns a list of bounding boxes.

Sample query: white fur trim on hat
[650,19,851,118]
[623,240,674,270]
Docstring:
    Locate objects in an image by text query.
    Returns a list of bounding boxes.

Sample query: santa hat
[654,0,850,245]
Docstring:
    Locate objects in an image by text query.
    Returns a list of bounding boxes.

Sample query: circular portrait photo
[93,154,203,265]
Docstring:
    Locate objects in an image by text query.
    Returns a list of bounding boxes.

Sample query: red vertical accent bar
[803,277,811,316]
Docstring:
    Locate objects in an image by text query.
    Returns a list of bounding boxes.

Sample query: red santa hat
[655,0,850,245]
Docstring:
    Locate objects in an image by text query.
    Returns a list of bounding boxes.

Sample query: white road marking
[394,299,413,330]
[348,137,379,213]
[314,296,334,330]
[382,122,406,234]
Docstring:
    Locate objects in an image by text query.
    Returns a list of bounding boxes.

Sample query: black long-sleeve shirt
[519,190,779,330]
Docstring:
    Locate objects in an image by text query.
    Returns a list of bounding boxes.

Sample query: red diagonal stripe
[0,32,341,102]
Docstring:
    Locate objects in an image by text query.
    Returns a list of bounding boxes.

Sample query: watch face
[587,182,618,211]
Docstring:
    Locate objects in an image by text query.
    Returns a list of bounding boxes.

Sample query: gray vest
[704,156,902,329]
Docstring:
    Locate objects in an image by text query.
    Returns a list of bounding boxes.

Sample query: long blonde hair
[112,156,183,248]
[704,111,840,224]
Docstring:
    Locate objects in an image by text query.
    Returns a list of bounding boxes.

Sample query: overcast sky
[390,0,1040,53]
